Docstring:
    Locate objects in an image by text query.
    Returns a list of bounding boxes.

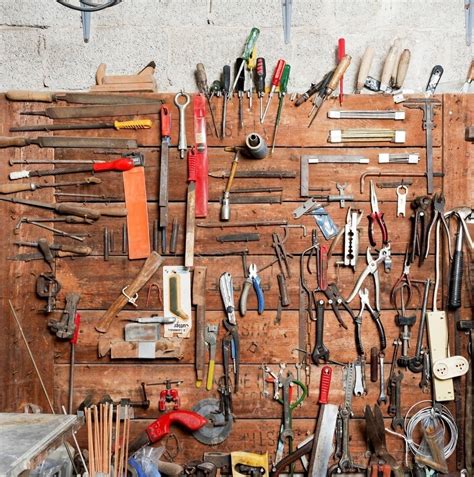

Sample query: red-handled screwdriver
[9,153,144,180]
[261,59,286,124]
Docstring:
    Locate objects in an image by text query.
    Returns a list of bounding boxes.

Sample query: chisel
[0,136,137,149]
[10,119,152,132]
[355,46,374,93]
[20,103,162,119]
[380,44,398,92]
[6,90,162,104]
[394,49,411,89]
[10,154,144,180]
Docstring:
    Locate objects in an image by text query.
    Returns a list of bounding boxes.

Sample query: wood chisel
[380,44,398,92]
[0,136,137,149]
[355,46,374,93]
[5,90,162,104]
[193,94,209,218]
[10,153,143,180]
[185,147,197,268]
[123,165,150,260]
[394,49,411,89]
[20,102,163,119]
[10,119,152,132]
[308,55,351,127]
[389,39,401,88]
[159,105,171,254]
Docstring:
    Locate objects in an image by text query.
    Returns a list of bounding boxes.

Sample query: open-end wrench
[205,325,219,391]
[389,371,404,430]
[280,374,294,440]
[377,352,387,404]
[353,356,366,396]
[174,91,190,159]
[338,407,355,472]
[419,350,431,393]
[311,299,329,364]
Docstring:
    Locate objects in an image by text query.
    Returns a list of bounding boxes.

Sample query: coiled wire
[387,400,458,464]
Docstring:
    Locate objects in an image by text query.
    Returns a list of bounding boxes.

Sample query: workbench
[0,413,79,476]
[0,92,471,471]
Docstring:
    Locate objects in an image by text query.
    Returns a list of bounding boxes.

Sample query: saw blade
[192,398,232,445]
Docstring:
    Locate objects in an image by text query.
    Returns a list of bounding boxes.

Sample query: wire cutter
[239,263,264,316]
[368,180,388,247]
[355,288,386,356]
[425,193,452,259]
[346,244,391,311]
[365,404,404,477]
[323,282,354,329]
[390,249,420,311]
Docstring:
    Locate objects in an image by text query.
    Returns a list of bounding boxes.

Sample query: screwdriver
[235,58,246,129]
[195,63,219,137]
[271,64,291,153]
[9,154,144,180]
[246,46,257,110]
[261,59,286,124]
[308,54,351,127]
[256,57,266,122]
[229,27,260,95]
[221,65,231,139]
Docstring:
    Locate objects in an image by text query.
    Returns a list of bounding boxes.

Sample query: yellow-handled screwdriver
[10,119,152,132]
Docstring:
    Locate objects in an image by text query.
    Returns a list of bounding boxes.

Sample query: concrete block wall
[0,0,472,93]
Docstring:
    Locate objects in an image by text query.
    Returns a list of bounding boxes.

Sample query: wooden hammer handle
[95,252,164,333]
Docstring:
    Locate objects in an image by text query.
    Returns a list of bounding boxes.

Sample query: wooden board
[0,93,471,473]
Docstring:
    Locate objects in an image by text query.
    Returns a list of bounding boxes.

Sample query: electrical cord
[56,0,121,13]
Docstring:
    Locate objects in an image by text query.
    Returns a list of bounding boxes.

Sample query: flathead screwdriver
[235,58,246,129]
[247,46,257,110]
[230,27,260,95]
[261,59,286,124]
[221,65,231,139]
[256,57,266,122]
[271,64,290,153]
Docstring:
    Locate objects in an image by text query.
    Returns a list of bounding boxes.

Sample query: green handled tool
[229,27,260,94]
[271,64,291,153]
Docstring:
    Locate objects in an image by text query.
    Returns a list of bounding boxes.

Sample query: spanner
[205,324,219,390]
[174,90,190,159]
[377,352,387,404]
[396,185,408,217]
[389,371,404,430]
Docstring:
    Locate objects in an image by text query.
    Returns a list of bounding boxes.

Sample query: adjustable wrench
[311,299,329,364]
[205,325,219,391]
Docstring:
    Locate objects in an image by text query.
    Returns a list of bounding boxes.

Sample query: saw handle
[327,55,352,92]
[146,410,207,443]
[318,365,332,404]
[0,136,29,148]
[6,90,55,102]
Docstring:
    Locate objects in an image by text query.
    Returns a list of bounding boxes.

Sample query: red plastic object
[338,38,345,105]
[145,410,207,443]
[193,94,208,218]
[70,313,81,345]
[317,245,329,291]
[161,105,171,138]
[159,388,180,411]
[187,146,197,182]
[93,157,136,173]
[318,365,332,404]
[272,59,286,86]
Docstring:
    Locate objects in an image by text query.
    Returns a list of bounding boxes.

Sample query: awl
[10,153,144,180]
[6,90,162,104]
[0,136,137,149]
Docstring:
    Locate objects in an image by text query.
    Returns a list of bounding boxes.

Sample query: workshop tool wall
[0,92,472,472]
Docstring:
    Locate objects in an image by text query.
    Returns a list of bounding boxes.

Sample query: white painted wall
[0,0,472,93]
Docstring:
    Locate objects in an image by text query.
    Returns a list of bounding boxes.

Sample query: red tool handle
[193,94,208,218]
[271,59,286,87]
[70,313,81,345]
[317,245,329,291]
[187,146,197,182]
[368,212,388,247]
[145,410,207,443]
[161,105,171,137]
[338,38,345,104]
[92,158,136,173]
[318,365,332,404]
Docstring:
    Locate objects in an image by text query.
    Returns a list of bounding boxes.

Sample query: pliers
[368,180,388,247]
[354,288,386,356]
[323,282,354,329]
[425,193,452,259]
[239,263,264,316]
[346,244,391,312]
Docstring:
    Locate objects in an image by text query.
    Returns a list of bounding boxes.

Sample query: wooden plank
[55,254,436,312]
[51,146,442,202]
[53,309,411,366]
